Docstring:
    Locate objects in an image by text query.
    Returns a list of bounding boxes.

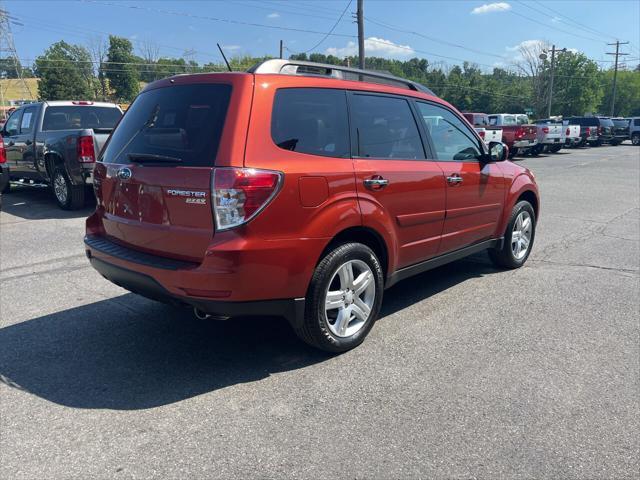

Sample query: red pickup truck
[488,114,538,157]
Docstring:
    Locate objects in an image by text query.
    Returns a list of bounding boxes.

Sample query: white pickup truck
[462,113,502,144]
[533,118,565,154]
[562,121,581,147]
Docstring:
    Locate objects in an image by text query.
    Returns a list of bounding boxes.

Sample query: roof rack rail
[247,59,436,96]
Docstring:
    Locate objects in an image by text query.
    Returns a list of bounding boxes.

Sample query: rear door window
[43,106,122,131]
[349,94,425,159]
[271,88,349,158]
[100,84,231,166]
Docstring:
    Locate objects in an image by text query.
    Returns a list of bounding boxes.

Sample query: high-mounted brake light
[77,135,95,163]
[0,136,6,164]
[212,167,283,231]
[72,101,94,105]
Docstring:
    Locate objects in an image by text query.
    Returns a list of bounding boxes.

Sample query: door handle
[446,174,463,185]
[364,176,389,190]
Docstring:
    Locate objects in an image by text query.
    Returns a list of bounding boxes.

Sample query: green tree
[105,35,139,102]
[34,41,93,101]
[599,69,640,116]
[543,51,603,116]
[0,57,33,78]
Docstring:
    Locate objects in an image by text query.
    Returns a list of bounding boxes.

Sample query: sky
[4,0,640,72]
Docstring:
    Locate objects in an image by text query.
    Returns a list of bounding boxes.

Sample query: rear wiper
[127,153,183,163]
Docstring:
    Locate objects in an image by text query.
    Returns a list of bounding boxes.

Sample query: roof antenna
[217,43,232,72]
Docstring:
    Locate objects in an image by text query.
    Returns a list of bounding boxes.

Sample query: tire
[530,144,543,156]
[549,144,562,153]
[294,242,384,353]
[489,200,536,269]
[52,167,85,210]
[508,147,517,159]
[1,181,9,194]
[632,134,640,146]
[588,139,602,147]
[610,140,619,146]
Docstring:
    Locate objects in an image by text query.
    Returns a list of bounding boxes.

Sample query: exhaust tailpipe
[193,308,229,321]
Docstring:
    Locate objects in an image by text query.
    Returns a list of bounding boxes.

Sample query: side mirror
[488,141,508,162]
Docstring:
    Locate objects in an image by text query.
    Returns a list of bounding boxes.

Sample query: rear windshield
[612,119,629,127]
[473,115,488,126]
[43,106,122,131]
[598,118,614,127]
[100,84,231,166]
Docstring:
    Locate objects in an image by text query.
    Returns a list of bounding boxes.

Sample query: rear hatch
[599,118,614,137]
[94,82,233,262]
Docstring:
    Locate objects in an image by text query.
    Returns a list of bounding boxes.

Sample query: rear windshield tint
[598,118,614,127]
[100,84,231,166]
[43,106,122,131]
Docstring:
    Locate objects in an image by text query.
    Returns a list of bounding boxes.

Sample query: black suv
[611,118,630,144]
[566,116,615,146]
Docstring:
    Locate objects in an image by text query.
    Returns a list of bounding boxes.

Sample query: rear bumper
[88,255,305,324]
[513,139,538,148]
[84,233,322,325]
[540,137,563,144]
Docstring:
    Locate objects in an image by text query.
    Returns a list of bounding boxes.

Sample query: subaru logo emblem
[117,167,132,180]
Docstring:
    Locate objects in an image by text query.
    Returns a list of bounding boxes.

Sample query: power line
[83,0,356,39]
[507,7,604,44]
[526,0,618,41]
[299,0,352,54]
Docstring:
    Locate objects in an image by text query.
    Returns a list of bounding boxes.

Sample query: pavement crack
[530,259,639,275]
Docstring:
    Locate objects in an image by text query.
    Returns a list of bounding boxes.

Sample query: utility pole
[547,45,557,118]
[357,0,365,69]
[279,40,283,59]
[543,45,566,118]
[606,40,629,116]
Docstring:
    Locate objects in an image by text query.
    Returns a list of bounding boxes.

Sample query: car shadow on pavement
[0,254,498,410]
[0,186,95,219]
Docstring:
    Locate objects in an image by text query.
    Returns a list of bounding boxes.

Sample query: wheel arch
[44,152,66,180]
[317,226,390,283]
[517,189,539,219]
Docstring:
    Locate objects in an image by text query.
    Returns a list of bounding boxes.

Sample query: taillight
[566,127,570,136]
[585,127,591,135]
[0,136,6,164]
[212,167,283,231]
[77,135,95,163]
[542,126,549,134]
[598,126,603,134]
[515,127,525,140]
[478,130,485,139]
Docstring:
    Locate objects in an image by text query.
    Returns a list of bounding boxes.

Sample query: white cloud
[471,2,511,15]
[506,39,545,52]
[551,16,562,24]
[326,37,414,58]
[222,45,241,52]
[267,12,280,19]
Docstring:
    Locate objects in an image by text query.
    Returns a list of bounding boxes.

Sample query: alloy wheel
[324,259,376,338]
[511,211,532,260]
[53,173,68,205]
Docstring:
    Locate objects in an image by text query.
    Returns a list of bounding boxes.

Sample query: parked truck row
[462,112,639,157]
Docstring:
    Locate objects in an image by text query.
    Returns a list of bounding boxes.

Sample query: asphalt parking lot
[1,145,638,478]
